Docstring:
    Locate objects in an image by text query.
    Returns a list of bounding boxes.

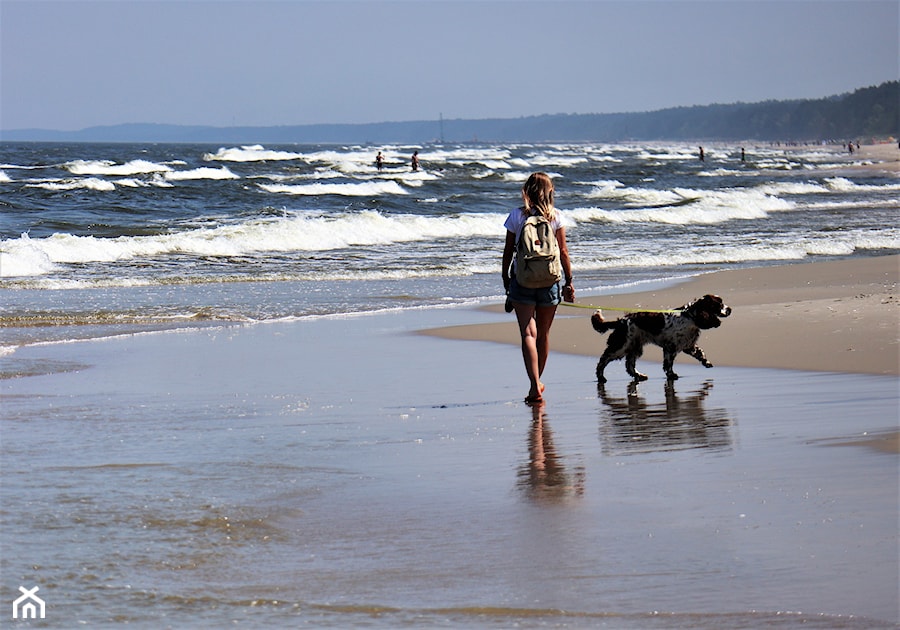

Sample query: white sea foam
[204,145,305,162]
[165,166,239,181]
[575,229,900,271]
[27,178,117,192]
[0,211,508,278]
[0,234,60,277]
[529,154,589,168]
[0,170,11,183]
[65,159,171,176]
[259,181,409,196]
[501,171,532,183]
[568,186,794,225]
[824,177,900,192]
[113,178,149,188]
[757,181,829,195]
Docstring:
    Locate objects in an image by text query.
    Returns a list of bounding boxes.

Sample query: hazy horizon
[2,1,898,133]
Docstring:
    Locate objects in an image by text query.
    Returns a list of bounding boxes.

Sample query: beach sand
[849,142,900,175]
[426,255,900,376]
[1,257,898,627]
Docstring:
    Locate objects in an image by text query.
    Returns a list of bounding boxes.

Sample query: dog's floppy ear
[691,296,721,329]
[695,310,719,329]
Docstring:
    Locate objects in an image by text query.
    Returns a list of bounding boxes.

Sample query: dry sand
[425,255,900,376]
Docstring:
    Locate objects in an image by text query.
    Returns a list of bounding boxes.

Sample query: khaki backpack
[515,213,562,288]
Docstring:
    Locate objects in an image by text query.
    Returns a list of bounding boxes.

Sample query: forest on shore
[3,81,896,145]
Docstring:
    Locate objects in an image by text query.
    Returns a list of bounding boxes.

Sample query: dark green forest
[4,81,897,144]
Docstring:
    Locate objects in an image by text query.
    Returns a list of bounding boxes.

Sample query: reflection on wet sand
[518,403,585,502]
[597,380,733,456]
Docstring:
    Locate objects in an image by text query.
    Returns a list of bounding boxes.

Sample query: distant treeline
[4,81,897,145]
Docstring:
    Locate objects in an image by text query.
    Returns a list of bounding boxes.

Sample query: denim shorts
[508,277,561,307]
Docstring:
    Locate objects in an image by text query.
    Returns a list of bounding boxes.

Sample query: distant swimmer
[411,150,419,172]
[375,151,384,171]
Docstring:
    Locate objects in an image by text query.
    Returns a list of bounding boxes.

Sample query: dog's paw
[703,362,714,368]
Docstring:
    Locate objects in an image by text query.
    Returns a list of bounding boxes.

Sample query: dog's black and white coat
[590,294,732,382]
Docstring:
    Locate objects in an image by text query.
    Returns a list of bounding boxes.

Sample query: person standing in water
[501,172,574,404]
[411,150,419,171]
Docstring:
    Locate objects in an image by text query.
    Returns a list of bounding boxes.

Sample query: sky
[1,0,897,131]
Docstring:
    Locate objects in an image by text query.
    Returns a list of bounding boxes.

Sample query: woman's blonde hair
[522,172,555,221]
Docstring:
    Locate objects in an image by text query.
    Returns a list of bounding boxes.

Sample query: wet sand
[1,258,898,627]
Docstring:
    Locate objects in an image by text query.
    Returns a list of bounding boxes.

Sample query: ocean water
[1,142,898,628]
[2,141,898,350]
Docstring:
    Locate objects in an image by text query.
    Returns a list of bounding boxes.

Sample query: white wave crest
[569,187,793,225]
[1,234,60,277]
[165,166,239,181]
[0,211,508,277]
[825,177,900,193]
[578,235,900,271]
[259,181,408,196]
[0,170,12,183]
[65,159,171,176]
[757,181,829,195]
[27,178,116,192]
[203,145,305,162]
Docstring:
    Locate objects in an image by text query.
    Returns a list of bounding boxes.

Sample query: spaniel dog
[591,294,732,383]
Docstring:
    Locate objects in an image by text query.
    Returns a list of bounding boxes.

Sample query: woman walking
[502,172,574,404]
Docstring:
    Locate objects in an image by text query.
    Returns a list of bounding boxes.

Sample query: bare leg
[534,304,558,379]
[514,302,557,401]
[514,303,541,400]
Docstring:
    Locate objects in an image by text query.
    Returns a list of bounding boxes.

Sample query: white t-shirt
[504,207,569,238]
[504,207,570,276]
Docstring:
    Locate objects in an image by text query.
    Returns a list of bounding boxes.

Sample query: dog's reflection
[597,380,733,456]
[518,403,585,503]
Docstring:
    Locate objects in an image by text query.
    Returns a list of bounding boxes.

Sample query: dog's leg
[595,352,615,383]
[662,346,679,380]
[595,322,628,383]
[625,352,648,381]
[684,345,713,368]
[595,357,609,383]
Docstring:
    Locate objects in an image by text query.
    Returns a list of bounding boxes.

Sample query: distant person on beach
[699,146,705,161]
[375,151,384,171]
[501,172,574,405]
[741,147,746,162]
[411,151,419,171]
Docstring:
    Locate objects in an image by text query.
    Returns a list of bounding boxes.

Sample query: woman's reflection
[518,402,585,503]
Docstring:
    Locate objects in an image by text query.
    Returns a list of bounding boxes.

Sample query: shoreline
[828,142,900,175]
[423,255,900,376]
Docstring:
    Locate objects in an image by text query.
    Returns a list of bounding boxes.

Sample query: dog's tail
[590,310,616,334]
